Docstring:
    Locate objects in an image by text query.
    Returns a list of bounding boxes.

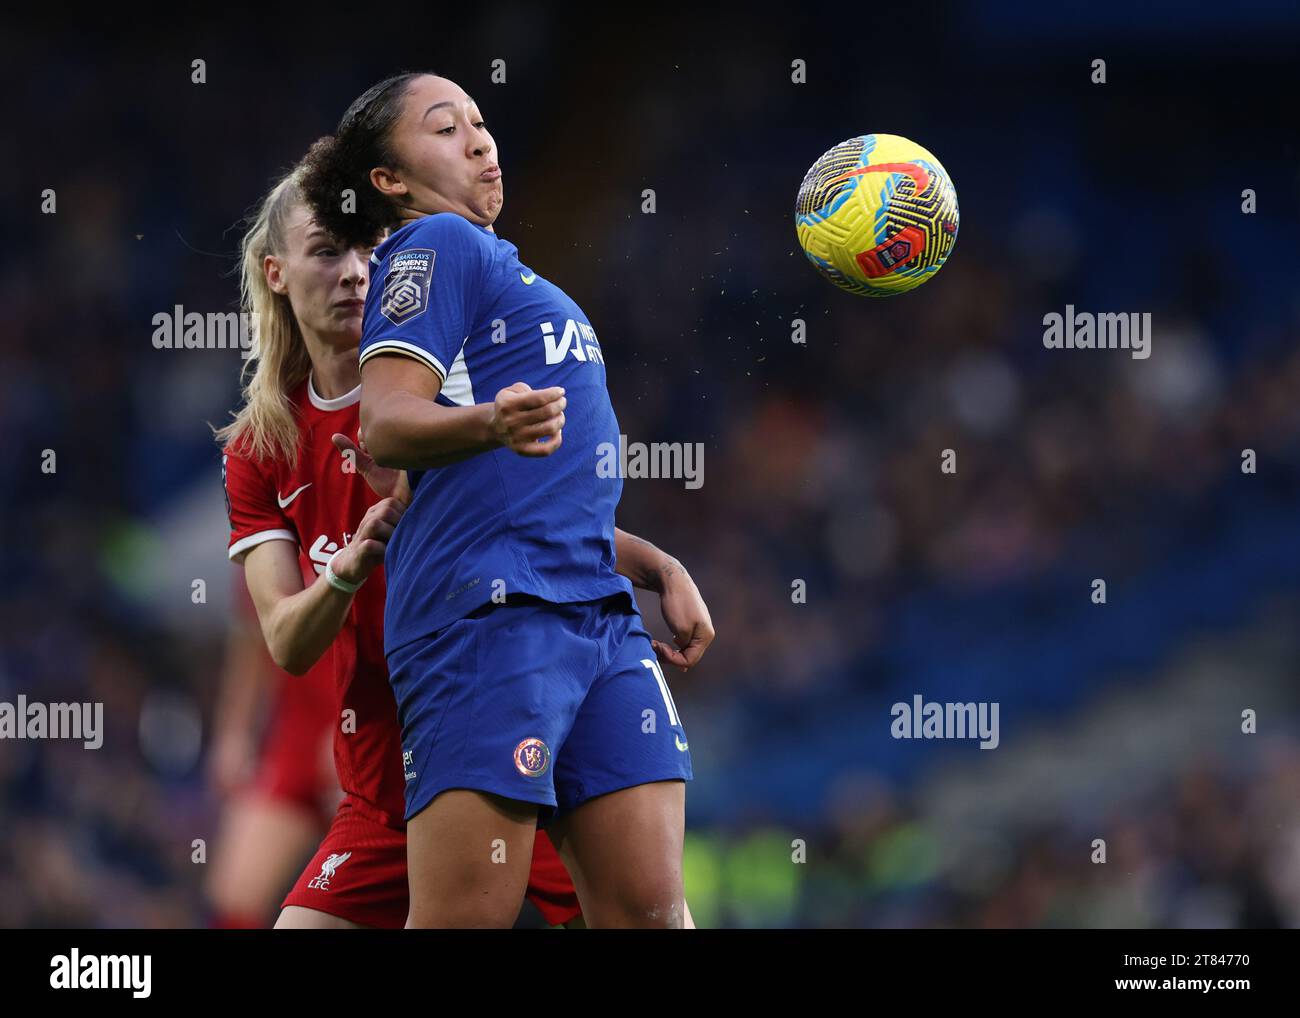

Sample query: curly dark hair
[299,71,438,248]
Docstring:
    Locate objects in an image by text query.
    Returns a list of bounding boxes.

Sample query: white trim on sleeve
[358,341,448,381]
[228,529,297,560]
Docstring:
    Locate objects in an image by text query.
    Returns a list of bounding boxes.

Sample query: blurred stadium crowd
[2,6,1299,926]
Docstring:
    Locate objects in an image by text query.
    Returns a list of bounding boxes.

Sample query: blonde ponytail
[213,169,313,466]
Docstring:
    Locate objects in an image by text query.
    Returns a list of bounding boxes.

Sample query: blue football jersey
[359,213,634,652]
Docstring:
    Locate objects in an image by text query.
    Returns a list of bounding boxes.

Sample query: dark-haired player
[300,72,712,928]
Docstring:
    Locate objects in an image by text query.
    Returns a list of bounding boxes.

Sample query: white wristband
[325,549,364,594]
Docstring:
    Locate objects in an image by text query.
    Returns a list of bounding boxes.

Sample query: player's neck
[303,332,361,400]
[398,207,495,233]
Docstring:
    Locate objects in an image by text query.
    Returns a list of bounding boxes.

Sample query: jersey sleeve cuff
[228,529,297,560]
[359,342,448,382]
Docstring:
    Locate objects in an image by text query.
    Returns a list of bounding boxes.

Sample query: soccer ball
[795,134,959,296]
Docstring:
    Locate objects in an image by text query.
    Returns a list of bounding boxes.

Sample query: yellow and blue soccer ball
[795,134,959,296]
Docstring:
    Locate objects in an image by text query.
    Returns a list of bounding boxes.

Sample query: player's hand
[332,432,412,505]
[653,564,715,672]
[490,382,566,457]
[331,497,406,585]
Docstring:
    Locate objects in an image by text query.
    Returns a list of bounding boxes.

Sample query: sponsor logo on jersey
[306,851,352,890]
[381,248,436,326]
[519,269,536,284]
[308,533,353,575]
[276,482,311,508]
[675,734,689,752]
[540,319,605,366]
[514,737,550,777]
[403,748,417,782]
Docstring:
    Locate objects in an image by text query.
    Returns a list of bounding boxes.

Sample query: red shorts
[282,795,582,928]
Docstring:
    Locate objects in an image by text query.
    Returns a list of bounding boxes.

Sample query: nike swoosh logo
[675,735,689,752]
[826,161,931,196]
[276,483,311,509]
[520,270,536,285]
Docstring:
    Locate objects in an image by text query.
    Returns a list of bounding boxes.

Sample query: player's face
[384,74,502,226]
[267,204,372,346]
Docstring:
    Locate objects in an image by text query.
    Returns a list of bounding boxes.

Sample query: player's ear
[264,253,288,295]
[370,165,408,201]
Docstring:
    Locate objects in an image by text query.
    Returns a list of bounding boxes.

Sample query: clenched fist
[490,381,567,457]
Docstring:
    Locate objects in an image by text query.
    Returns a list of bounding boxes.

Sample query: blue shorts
[388,593,693,824]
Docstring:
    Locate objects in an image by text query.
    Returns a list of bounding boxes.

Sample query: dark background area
[2,3,1299,927]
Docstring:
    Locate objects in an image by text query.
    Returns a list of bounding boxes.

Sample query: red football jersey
[223,376,405,826]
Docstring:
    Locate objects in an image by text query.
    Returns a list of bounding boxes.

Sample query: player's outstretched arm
[360,355,566,469]
[614,528,715,672]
